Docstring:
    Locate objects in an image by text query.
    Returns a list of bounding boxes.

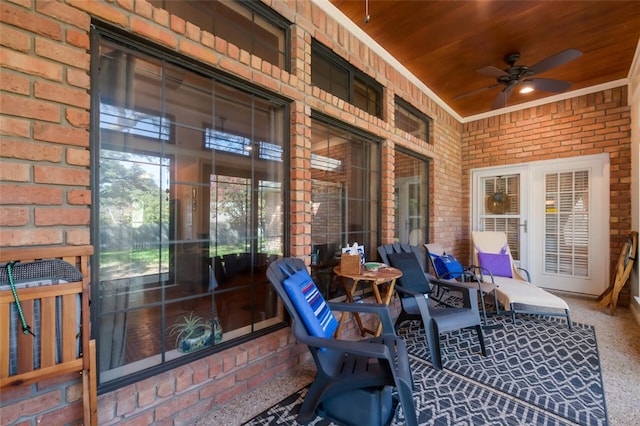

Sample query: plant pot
[177,326,213,353]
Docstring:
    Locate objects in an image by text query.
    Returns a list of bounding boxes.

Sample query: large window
[310,114,380,299]
[311,41,383,118]
[94,34,287,389]
[149,0,290,70]
[394,150,429,245]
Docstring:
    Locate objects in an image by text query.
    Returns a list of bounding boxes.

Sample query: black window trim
[90,23,291,395]
[394,95,432,143]
[311,40,384,118]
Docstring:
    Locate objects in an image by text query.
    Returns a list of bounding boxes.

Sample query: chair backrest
[424,243,465,280]
[266,257,338,336]
[377,244,430,295]
[471,231,527,281]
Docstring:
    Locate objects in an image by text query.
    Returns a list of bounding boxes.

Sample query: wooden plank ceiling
[329,0,640,118]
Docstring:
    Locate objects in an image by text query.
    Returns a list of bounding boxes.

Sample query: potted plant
[169,312,214,353]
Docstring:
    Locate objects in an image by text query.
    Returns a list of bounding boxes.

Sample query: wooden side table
[333,265,402,337]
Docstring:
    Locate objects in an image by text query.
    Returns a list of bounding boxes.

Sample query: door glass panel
[479,174,521,259]
[544,170,589,277]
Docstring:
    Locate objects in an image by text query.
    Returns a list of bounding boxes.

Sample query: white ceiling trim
[311,0,462,121]
[462,79,630,123]
[311,0,634,124]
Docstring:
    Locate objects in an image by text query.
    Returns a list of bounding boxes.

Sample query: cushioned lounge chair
[471,231,572,329]
[377,244,487,370]
[266,257,418,425]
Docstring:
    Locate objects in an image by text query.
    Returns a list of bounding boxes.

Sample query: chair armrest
[328,302,395,334]
[467,265,496,284]
[425,277,479,310]
[516,267,531,282]
[297,328,394,360]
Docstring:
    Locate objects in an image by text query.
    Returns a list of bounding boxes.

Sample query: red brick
[115,385,137,417]
[35,0,90,29]
[34,38,90,70]
[33,165,89,186]
[0,47,63,81]
[154,390,199,421]
[0,2,62,41]
[35,207,89,225]
[0,184,63,205]
[0,227,62,246]
[65,28,90,49]
[0,24,31,52]
[65,108,89,127]
[65,228,90,245]
[0,69,30,95]
[178,38,218,66]
[169,14,186,34]
[135,377,158,408]
[33,122,89,147]
[0,93,60,122]
[67,188,91,205]
[34,80,89,108]
[130,16,177,49]
[37,400,83,425]
[0,139,63,162]
[175,364,194,392]
[0,389,62,424]
[66,148,90,166]
[155,371,175,398]
[0,161,29,182]
[66,67,90,90]
[0,206,28,226]
[67,0,128,28]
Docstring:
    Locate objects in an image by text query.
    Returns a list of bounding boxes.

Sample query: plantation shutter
[544,170,590,277]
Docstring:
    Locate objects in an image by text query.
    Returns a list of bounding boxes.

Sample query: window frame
[90,25,291,394]
[394,96,432,143]
[393,146,431,245]
[311,40,384,118]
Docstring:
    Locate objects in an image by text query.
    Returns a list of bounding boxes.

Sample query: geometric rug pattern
[245,313,608,426]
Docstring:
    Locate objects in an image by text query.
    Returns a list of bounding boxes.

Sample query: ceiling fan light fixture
[519,81,534,94]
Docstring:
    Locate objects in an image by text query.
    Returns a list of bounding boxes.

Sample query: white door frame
[471,153,610,295]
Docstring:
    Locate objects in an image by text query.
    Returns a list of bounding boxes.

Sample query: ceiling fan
[455,48,583,110]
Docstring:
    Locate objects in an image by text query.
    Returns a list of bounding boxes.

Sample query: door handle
[520,220,527,233]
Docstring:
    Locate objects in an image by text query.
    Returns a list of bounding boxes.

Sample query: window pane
[97,38,286,384]
[149,0,287,69]
[395,100,428,141]
[310,119,379,299]
[393,150,428,245]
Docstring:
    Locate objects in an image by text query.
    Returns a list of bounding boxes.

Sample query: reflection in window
[148,0,289,70]
[309,116,380,299]
[100,104,171,141]
[394,97,431,142]
[95,36,286,388]
[311,40,383,118]
[393,150,429,245]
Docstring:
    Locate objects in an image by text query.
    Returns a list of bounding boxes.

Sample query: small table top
[333,265,402,283]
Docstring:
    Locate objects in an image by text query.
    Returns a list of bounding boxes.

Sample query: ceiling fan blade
[477,66,508,78]
[452,83,502,101]
[530,78,573,92]
[529,48,582,75]
[491,89,512,110]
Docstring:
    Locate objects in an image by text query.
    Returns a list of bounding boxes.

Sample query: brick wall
[0,0,632,424]
[461,87,632,266]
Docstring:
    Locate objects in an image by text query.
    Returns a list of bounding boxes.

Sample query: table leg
[372,279,396,336]
[336,277,367,337]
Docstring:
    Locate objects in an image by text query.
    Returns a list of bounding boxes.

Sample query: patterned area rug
[245,314,607,426]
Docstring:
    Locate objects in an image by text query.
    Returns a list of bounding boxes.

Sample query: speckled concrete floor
[195,295,640,426]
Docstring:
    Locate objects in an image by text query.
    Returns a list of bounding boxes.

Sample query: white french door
[472,154,609,295]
